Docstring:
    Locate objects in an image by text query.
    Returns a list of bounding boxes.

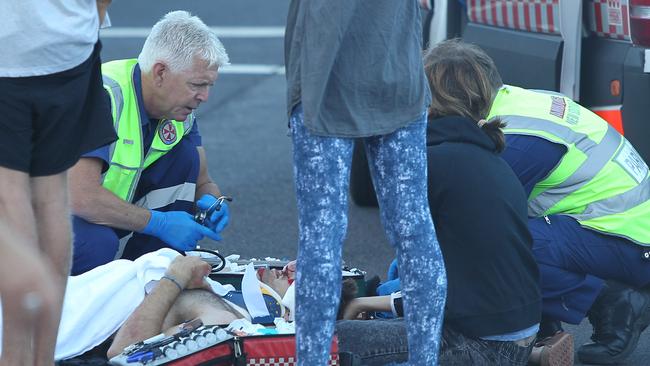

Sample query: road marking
[220,64,285,75]
[101,26,285,38]
[101,27,285,75]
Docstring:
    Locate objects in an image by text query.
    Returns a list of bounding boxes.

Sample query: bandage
[280,282,296,321]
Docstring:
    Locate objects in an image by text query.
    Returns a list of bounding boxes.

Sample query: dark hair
[479,120,507,153]
[337,279,358,320]
[424,39,507,153]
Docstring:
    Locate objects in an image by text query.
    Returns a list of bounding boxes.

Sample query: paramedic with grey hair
[68,10,231,275]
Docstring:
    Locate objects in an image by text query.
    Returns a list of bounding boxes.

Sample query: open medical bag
[108,325,340,366]
[164,334,340,366]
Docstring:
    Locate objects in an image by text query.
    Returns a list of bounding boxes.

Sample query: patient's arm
[107,256,211,358]
[341,295,392,320]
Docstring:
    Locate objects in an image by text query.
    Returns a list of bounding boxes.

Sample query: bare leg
[31,173,71,279]
[0,168,38,244]
[0,228,57,366]
[31,173,71,365]
[0,167,57,366]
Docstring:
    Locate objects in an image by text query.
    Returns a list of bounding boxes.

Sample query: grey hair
[138,11,230,73]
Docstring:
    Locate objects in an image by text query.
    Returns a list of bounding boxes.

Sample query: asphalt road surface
[100,1,650,364]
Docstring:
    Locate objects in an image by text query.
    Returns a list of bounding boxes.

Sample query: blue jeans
[336,319,534,366]
[291,104,447,365]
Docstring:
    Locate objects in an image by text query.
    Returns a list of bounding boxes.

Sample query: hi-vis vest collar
[488,85,650,245]
[100,59,194,202]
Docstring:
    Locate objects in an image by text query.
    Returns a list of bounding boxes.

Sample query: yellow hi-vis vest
[101,59,194,202]
[487,85,650,246]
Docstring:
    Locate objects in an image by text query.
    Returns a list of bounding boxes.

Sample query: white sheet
[0,249,250,360]
[1,249,181,360]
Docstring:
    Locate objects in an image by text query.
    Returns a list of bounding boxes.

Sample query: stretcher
[57,256,366,366]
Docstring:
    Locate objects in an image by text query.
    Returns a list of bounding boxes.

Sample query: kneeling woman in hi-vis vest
[424,39,650,365]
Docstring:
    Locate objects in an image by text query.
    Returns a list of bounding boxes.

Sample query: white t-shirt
[0,0,99,77]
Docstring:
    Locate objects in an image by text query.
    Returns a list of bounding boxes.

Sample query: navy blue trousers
[530,214,650,324]
[71,139,199,275]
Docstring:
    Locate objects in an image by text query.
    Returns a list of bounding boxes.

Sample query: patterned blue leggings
[290,105,447,365]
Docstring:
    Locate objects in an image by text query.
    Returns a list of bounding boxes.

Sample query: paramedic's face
[160,57,218,121]
[257,268,291,297]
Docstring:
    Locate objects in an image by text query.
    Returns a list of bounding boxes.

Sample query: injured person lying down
[0,249,364,364]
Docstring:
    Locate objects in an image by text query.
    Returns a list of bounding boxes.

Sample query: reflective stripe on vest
[132,182,197,210]
[100,59,193,202]
[500,114,623,215]
[488,85,650,245]
[102,75,125,175]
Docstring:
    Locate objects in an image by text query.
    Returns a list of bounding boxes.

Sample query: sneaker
[528,331,574,366]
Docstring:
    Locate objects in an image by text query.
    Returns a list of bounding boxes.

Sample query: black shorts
[0,41,117,176]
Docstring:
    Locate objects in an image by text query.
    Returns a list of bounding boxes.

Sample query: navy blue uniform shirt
[501,134,566,198]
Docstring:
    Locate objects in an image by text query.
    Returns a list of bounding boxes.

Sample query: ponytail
[479,118,507,153]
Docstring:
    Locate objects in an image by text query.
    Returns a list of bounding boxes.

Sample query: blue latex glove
[377,278,401,297]
[141,210,221,252]
[374,258,402,319]
[387,258,399,281]
[196,194,230,234]
[378,259,401,296]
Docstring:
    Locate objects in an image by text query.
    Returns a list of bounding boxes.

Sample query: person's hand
[141,210,221,251]
[377,278,401,296]
[196,194,230,234]
[166,256,212,290]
